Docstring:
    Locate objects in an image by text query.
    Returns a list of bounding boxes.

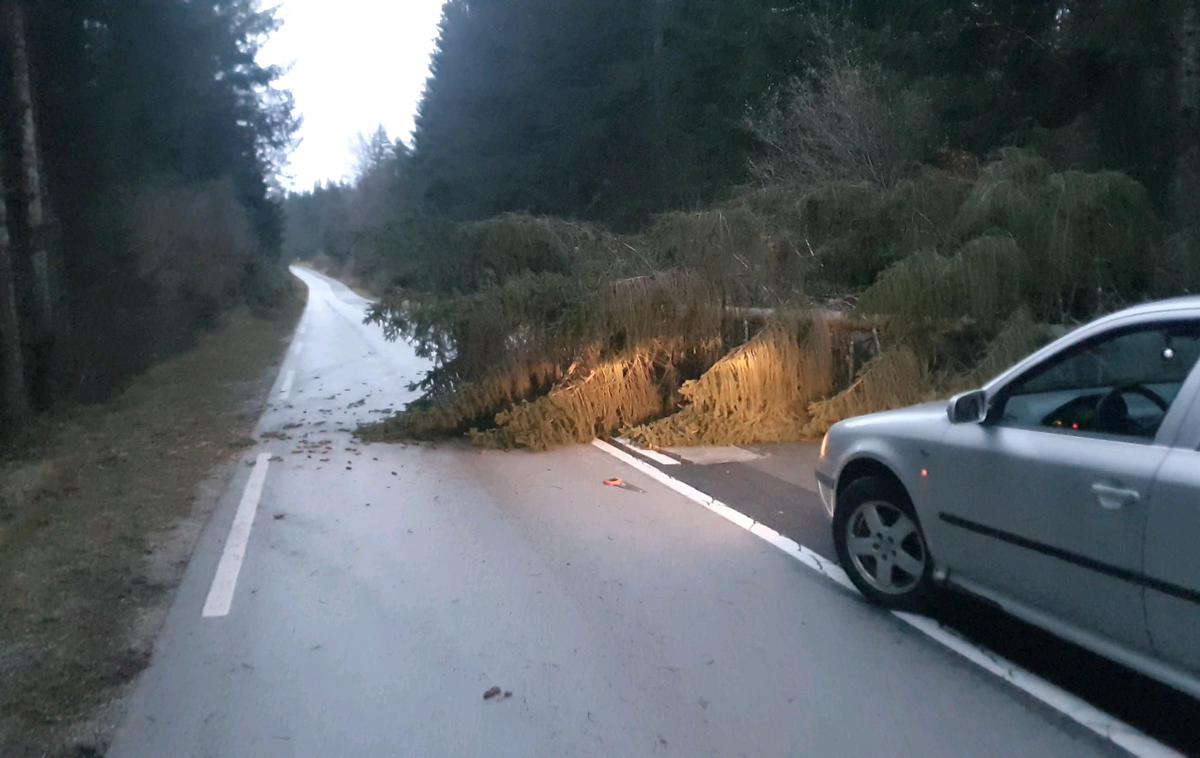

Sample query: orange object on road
[603,477,645,493]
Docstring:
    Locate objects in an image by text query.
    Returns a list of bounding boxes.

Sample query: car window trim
[985,421,1159,446]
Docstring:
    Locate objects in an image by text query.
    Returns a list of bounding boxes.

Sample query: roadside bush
[791,182,894,287]
[456,214,634,289]
[242,257,291,314]
[130,178,256,329]
[745,168,970,290]
[1160,228,1200,294]
[953,149,1158,319]
[859,236,1025,333]
[749,59,936,190]
[943,308,1050,392]
[646,208,798,304]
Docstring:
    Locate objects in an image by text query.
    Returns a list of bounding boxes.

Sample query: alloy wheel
[844,500,927,595]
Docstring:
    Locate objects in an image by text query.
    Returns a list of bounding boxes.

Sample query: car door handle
[1091,483,1141,510]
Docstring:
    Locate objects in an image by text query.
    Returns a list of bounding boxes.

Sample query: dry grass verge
[0,291,302,757]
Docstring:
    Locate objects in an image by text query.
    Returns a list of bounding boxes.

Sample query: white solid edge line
[201,453,271,618]
[615,436,680,466]
[589,438,1181,758]
[892,612,1181,758]
[293,339,304,357]
[278,369,295,399]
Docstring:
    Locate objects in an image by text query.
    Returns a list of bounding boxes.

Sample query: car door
[929,317,1200,654]
[1143,380,1200,676]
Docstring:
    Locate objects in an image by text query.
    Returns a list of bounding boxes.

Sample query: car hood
[835,401,948,438]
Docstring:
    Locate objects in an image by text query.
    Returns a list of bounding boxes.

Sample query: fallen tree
[360,149,1182,451]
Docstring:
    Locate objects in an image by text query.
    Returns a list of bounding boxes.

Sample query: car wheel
[833,475,934,612]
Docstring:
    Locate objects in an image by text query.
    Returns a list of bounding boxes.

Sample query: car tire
[833,475,935,613]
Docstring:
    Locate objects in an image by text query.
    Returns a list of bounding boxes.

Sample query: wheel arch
[836,457,911,508]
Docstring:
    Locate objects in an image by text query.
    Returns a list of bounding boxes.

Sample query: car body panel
[815,403,946,518]
[815,298,1200,699]
[950,573,1200,700]
[929,422,1162,652]
[1141,341,1200,675]
[1143,447,1200,674]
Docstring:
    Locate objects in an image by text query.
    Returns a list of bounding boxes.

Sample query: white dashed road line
[201,453,271,618]
[615,436,680,466]
[278,369,295,400]
[590,438,1182,758]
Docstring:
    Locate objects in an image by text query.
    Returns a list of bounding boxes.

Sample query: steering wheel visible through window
[995,320,1200,441]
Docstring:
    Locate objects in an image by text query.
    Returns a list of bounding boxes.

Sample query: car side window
[994,320,1200,440]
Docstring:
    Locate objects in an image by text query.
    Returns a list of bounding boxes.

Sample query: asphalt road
[111,267,1137,757]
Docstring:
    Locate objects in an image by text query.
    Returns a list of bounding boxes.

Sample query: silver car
[815,297,1200,699]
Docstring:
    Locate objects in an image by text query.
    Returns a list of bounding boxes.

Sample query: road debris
[603,477,645,493]
[482,686,513,701]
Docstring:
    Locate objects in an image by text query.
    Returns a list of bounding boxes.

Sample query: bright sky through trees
[261,0,444,190]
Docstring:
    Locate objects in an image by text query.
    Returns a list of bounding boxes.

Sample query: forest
[283,0,1200,450]
[0,0,295,428]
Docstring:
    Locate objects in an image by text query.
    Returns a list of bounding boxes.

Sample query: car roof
[1096,296,1200,323]
[982,296,1200,391]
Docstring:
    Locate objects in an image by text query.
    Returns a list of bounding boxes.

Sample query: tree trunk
[0,135,27,422]
[2,0,53,407]
[647,0,671,200]
[1180,0,1200,139]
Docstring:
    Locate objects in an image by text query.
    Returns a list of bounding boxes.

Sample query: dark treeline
[0,0,295,427]
[411,0,1200,225]
[289,0,1199,253]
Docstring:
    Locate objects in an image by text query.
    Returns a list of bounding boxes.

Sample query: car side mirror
[948,389,989,424]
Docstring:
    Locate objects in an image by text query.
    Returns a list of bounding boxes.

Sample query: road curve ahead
[110,267,1121,757]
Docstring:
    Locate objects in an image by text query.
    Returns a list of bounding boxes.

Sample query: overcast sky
[260,0,446,190]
